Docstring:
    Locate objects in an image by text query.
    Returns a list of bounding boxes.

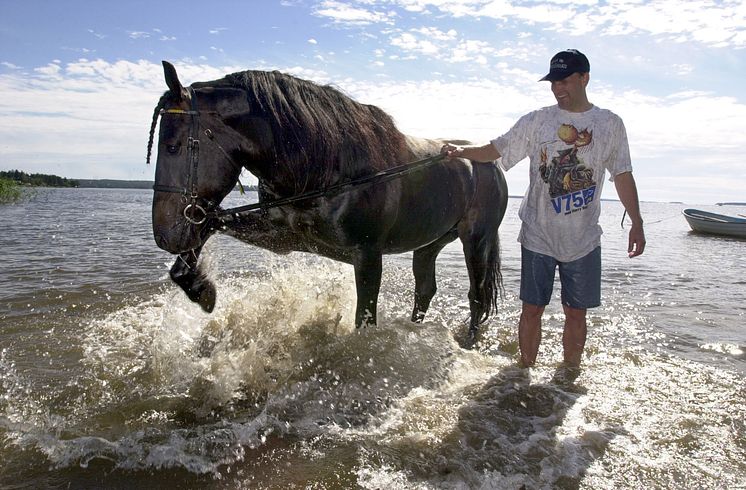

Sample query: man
[442,49,645,368]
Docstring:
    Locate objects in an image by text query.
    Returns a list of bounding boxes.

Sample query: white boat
[682,208,746,239]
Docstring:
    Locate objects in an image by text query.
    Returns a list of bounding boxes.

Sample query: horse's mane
[147,70,408,193]
[214,70,407,193]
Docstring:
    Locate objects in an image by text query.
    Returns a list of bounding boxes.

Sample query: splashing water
[2,248,744,488]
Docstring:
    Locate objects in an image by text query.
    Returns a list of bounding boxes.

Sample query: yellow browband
[160,108,197,115]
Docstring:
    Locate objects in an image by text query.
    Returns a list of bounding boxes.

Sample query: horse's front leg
[169,246,217,313]
[353,250,383,328]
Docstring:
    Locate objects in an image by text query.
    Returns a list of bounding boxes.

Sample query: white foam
[700,342,744,356]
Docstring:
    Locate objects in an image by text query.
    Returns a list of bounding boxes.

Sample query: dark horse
[147,61,508,347]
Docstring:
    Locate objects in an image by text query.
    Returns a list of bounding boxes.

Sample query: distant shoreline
[75,179,258,192]
[76,179,153,189]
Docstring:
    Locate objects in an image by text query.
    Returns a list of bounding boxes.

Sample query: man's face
[550,72,589,111]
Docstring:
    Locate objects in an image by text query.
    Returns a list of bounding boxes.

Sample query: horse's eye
[167,144,179,154]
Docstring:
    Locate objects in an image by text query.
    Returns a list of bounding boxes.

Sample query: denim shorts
[520,246,601,309]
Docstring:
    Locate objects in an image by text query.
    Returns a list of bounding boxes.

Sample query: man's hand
[613,172,645,258]
[440,142,500,162]
[628,222,646,258]
[440,143,463,158]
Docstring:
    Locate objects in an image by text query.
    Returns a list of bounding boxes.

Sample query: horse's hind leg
[169,246,217,313]
[411,229,459,323]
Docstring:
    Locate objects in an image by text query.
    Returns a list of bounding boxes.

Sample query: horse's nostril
[155,234,168,250]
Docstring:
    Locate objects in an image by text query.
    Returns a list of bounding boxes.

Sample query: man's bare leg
[562,304,587,367]
[519,302,545,367]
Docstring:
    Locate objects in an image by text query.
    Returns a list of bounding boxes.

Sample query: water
[1,188,744,489]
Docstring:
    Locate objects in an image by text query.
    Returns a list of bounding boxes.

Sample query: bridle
[152,87,243,225]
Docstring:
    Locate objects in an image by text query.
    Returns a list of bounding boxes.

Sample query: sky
[1,0,745,204]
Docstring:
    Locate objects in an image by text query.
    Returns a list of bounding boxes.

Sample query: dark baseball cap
[539,49,590,82]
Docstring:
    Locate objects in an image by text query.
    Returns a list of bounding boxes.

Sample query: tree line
[0,170,79,187]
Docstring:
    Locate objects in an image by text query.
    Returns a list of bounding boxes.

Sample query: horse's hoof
[174,272,216,313]
[459,336,475,350]
[170,268,195,292]
[197,281,216,313]
[411,310,426,323]
[455,328,478,350]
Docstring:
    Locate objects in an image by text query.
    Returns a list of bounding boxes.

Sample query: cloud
[313,0,396,25]
[34,63,62,77]
[599,1,746,47]
[414,27,457,42]
[388,26,463,61]
[60,46,95,55]
[308,38,318,44]
[87,29,106,40]
[673,64,694,76]
[209,27,229,35]
[384,0,746,48]
[388,26,533,65]
[128,31,151,40]
[451,40,495,64]
[478,1,576,25]
[391,32,440,56]
[395,0,479,18]
[278,66,331,83]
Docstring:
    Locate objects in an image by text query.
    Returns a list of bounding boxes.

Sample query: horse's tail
[480,233,503,323]
[473,164,508,325]
[479,230,504,323]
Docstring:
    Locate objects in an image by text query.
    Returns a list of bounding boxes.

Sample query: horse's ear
[162,60,185,99]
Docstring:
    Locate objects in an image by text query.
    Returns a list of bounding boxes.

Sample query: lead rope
[620,208,682,228]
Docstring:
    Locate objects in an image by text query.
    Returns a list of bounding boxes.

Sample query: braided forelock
[146,94,169,164]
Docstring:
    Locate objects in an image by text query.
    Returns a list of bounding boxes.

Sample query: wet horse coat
[148,61,508,346]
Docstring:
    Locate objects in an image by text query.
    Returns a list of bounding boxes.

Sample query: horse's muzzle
[153,217,217,254]
[154,233,171,252]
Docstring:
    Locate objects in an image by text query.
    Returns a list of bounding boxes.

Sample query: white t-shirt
[491,105,632,262]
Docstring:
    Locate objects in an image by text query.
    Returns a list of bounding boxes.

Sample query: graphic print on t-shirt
[539,123,597,214]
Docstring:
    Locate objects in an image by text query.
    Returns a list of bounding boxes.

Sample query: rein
[152,87,446,224]
[216,153,446,219]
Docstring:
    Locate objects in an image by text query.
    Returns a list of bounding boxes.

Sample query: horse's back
[260,136,507,258]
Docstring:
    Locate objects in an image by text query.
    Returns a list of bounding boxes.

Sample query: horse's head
[148,61,269,254]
